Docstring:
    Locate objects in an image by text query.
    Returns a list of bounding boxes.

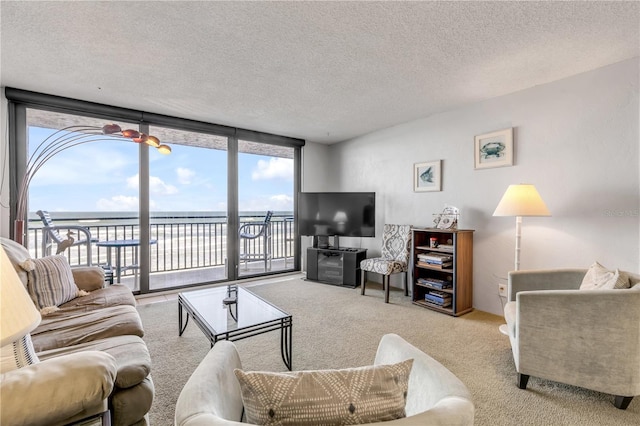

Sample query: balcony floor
[118,257,296,292]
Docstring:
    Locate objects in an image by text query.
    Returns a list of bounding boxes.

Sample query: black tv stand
[306,247,367,288]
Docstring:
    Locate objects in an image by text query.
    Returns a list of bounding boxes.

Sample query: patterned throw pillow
[234,359,413,426]
[19,255,79,312]
[579,262,630,290]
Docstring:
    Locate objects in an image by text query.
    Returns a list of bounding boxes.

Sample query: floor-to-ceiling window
[7,88,303,294]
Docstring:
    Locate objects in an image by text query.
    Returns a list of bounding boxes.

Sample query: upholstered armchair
[503,268,640,409]
[361,224,412,303]
[175,333,474,425]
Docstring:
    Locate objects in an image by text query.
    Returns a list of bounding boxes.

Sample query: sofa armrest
[374,334,474,425]
[72,266,105,291]
[516,289,640,396]
[508,269,586,301]
[175,341,245,426]
[0,351,117,426]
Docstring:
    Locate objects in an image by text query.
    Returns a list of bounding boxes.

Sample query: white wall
[303,58,639,315]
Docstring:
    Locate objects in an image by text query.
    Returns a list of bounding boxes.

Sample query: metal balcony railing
[25,213,295,279]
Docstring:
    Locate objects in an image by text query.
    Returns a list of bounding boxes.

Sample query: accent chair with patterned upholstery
[361,224,413,303]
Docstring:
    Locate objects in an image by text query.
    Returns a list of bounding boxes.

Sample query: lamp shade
[0,246,41,347]
[493,184,551,217]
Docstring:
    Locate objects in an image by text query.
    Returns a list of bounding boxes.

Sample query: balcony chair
[361,224,412,303]
[36,210,98,265]
[239,211,273,271]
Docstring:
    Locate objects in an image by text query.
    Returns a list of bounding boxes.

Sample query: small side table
[100,264,114,285]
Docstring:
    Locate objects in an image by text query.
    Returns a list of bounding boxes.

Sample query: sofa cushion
[20,255,80,312]
[37,334,151,389]
[31,305,144,352]
[579,262,630,290]
[54,284,137,315]
[234,359,413,426]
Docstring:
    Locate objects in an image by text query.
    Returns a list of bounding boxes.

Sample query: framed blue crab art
[474,127,514,169]
[414,160,441,192]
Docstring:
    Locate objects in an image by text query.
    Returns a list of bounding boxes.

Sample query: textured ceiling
[1,1,638,144]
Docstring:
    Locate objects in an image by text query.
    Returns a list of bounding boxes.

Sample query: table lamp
[1,245,41,371]
[493,184,551,271]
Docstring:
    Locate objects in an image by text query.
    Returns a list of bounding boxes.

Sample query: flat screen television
[298,192,375,237]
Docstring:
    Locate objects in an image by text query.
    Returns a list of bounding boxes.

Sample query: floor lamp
[493,184,550,335]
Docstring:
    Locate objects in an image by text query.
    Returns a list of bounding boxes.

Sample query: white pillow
[19,255,80,313]
[580,262,630,290]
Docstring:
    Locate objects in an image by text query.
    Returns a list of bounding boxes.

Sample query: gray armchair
[503,268,640,409]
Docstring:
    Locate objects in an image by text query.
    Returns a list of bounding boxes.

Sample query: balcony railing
[26,213,295,279]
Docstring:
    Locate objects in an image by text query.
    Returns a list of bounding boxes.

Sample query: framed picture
[414,160,441,192]
[474,128,514,169]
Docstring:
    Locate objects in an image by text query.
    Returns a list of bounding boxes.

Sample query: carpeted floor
[138,277,638,425]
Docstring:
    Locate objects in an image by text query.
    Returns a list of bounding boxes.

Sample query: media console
[306,247,367,288]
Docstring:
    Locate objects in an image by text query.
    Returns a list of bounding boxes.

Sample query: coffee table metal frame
[178,285,292,370]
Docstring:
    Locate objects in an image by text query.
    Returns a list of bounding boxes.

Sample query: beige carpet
[138,277,638,425]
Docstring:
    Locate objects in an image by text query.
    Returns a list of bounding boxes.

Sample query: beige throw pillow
[234,359,413,426]
[580,262,630,290]
[19,255,80,313]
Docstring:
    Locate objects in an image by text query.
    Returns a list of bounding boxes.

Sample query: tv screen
[298,192,375,237]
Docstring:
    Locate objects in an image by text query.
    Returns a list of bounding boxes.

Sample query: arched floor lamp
[14,124,172,245]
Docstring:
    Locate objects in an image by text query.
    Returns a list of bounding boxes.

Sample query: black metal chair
[239,211,273,271]
[36,210,98,265]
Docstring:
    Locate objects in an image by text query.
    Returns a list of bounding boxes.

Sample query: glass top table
[178,285,292,370]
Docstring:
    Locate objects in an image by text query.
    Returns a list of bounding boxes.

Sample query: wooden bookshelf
[411,228,474,316]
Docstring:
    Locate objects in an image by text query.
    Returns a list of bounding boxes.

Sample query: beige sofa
[175,333,475,425]
[0,237,154,426]
[503,268,640,409]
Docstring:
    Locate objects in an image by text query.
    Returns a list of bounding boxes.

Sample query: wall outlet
[498,283,507,298]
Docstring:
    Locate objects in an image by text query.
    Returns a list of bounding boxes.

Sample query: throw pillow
[579,262,630,290]
[234,359,413,426]
[19,255,80,313]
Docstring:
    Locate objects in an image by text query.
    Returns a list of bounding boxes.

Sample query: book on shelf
[417,253,453,262]
[424,294,452,307]
[417,261,453,269]
[417,277,452,289]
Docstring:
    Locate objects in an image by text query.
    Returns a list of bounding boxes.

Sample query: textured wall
[304,58,639,315]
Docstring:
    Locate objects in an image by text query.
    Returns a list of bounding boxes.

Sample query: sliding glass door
[24,109,143,290]
[237,140,296,277]
[147,126,229,290]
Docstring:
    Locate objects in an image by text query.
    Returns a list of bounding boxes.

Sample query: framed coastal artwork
[474,127,514,169]
[414,160,441,192]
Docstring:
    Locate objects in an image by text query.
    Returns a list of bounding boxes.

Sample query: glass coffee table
[178,285,292,370]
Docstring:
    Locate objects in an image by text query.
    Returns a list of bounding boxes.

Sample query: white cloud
[240,194,293,211]
[176,167,196,185]
[252,158,293,180]
[96,195,139,211]
[127,174,178,195]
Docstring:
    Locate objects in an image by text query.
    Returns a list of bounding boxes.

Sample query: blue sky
[28,127,294,213]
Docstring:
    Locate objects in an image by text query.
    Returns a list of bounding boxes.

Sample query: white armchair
[175,333,474,425]
[503,268,640,409]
